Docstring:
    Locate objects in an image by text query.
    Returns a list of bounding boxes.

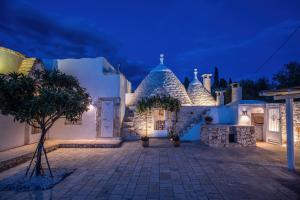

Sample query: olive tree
[0,70,90,177]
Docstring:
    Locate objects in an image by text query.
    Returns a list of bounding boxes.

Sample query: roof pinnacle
[160,53,164,65]
[194,68,199,80]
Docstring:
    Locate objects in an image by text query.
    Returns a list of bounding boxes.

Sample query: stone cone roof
[187,69,216,106]
[134,63,192,105]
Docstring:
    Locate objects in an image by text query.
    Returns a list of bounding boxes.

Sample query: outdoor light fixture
[242,110,248,116]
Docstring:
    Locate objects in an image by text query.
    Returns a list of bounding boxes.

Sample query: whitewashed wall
[48,57,130,140]
[57,57,120,99]
[237,104,265,125]
[0,115,26,151]
[49,108,97,140]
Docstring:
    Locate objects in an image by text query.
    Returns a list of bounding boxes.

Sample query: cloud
[0,0,150,87]
[0,0,119,59]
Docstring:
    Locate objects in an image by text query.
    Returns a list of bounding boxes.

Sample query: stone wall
[201,124,255,147]
[201,125,230,147]
[131,106,210,137]
[231,125,256,147]
[279,102,300,146]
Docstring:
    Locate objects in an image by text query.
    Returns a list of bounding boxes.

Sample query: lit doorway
[266,104,281,144]
[152,109,168,137]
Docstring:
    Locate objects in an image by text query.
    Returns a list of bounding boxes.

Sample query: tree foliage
[239,77,272,101]
[273,62,300,89]
[213,67,219,89]
[136,95,181,114]
[0,70,91,176]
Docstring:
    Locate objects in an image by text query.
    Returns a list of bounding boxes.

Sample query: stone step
[122,121,134,128]
[123,116,134,121]
[124,134,140,141]
[122,127,135,133]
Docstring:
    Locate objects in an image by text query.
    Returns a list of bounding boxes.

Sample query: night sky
[1,0,300,88]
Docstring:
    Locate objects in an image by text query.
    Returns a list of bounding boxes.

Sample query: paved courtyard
[0,139,299,200]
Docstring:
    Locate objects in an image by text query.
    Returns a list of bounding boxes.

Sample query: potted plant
[205,116,213,124]
[172,134,180,147]
[141,136,149,147]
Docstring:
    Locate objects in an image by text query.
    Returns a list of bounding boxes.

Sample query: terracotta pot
[142,140,149,147]
[173,140,180,147]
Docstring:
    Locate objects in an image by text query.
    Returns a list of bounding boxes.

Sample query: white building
[0,48,299,152]
[0,47,43,151]
[0,47,131,151]
[48,57,131,140]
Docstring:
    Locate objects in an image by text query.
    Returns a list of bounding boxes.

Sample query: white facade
[49,57,131,140]
[0,56,131,151]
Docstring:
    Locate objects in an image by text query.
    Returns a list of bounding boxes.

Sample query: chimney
[231,83,242,103]
[201,74,212,93]
[215,90,225,106]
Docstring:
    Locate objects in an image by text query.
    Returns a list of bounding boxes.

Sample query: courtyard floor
[0,139,300,200]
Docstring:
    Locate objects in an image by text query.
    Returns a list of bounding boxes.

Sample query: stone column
[286,97,295,171]
[215,90,225,106]
[231,83,242,103]
[202,74,212,93]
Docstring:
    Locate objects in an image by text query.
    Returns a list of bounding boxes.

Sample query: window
[268,108,279,132]
[153,109,166,130]
[65,115,82,125]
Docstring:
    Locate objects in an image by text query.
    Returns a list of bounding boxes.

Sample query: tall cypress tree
[228,78,232,85]
[183,76,190,90]
[213,67,219,89]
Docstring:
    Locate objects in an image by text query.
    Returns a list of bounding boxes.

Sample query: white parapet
[125,93,136,106]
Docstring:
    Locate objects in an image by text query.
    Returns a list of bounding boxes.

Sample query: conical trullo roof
[134,54,192,105]
[187,69,216,106]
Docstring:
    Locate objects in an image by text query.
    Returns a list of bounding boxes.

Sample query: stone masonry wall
[201,124,255,147]
[201,125,230,147]
[280,102,300,146]
[132,106,210,137]
[231,126,256,147]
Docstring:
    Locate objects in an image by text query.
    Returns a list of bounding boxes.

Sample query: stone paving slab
[0,139,122,173]
[0,139,299,200]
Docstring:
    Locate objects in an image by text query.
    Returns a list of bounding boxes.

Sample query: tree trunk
[146,111,148,137]
[34,128,47,176]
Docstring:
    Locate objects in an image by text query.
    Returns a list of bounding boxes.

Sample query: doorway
[100,100,114,137]
[152,109,168,137]
[266,104,281,144]
[251,113,264,141]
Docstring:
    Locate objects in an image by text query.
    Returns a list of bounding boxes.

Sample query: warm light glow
[239,115,250,125]
[88,104,95,111]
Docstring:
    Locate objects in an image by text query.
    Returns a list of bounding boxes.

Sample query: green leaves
[136,95,181,114]
[0,70,91,129]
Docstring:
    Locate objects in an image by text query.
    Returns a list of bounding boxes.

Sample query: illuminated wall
[0,47,25,74]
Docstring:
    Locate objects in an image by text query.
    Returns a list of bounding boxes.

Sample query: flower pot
[173,140,180,147]
[142,140,149,147]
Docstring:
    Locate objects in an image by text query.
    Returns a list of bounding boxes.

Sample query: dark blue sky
[1,0,300,88]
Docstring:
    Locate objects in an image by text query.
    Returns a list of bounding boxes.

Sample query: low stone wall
[231,125,256,147]
[201,125,230,147]
[201,124,255,147]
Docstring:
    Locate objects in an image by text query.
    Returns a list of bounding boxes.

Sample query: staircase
[178,113,203,136]
[18,58,37,75]
[122,107,140,141]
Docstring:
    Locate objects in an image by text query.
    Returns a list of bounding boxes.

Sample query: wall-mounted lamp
[242,110,248,116]
[88,103,95,111]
